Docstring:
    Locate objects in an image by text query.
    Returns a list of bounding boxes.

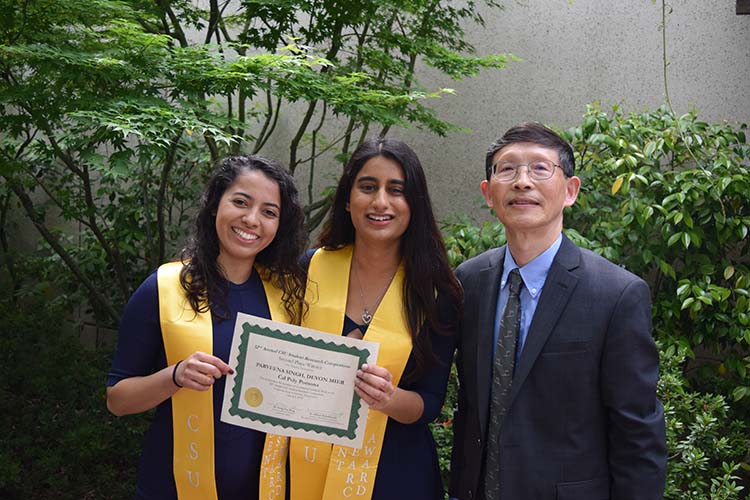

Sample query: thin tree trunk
[41,128,130,300]
[289,14,346,173]
[0,192,19,298]
[157,134,182,264]
[254,90,282,154]
[307,102,327,206]
[79,164,130,299]
[6,179,120,325]
[289,101,317,174]
[205,0,220,43]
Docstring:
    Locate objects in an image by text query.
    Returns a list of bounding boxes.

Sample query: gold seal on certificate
[244,387,263,407]
[220,313,379,448]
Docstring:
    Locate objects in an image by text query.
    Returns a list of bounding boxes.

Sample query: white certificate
[220,313,379,448]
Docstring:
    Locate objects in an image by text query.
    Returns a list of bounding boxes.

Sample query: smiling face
[215,168,281,282]
[347,155,411,248]
[481,142,580,245]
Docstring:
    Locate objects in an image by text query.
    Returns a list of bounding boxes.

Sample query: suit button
[468,489,473,499]
[477,438,481,446]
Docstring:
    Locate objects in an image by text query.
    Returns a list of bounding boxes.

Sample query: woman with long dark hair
[260,138,462,500]
[107,155,306,500]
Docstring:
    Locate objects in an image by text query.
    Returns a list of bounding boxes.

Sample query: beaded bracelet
[172,360,184,388]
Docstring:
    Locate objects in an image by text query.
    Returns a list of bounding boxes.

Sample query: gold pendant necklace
[352,263,397,325]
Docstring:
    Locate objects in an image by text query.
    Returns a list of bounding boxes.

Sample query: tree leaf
[682,232,691,248]
[724,266,735,280]
[611,176,624,195]
[644,141,657,158]
[667,232,682,247]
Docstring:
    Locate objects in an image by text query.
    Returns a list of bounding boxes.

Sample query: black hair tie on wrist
[172,360,184,388]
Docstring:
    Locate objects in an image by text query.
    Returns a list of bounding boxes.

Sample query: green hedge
[0,295,149,500]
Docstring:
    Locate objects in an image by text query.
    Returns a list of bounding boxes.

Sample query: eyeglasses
[490,160,564,182]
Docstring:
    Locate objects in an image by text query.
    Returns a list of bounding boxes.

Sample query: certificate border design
[227,322,370,439]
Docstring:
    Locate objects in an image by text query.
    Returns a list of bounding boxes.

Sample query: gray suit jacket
[449,235,666,500]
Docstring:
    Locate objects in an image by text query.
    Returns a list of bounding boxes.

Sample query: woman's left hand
[354,363,395,411]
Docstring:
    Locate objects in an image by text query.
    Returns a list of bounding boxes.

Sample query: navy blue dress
[107,269,270,500]
[303,251,457,500]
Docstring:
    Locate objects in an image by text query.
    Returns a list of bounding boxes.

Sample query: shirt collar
[501,233,563,298]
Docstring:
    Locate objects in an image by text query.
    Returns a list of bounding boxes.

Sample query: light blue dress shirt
[492,233,563,363]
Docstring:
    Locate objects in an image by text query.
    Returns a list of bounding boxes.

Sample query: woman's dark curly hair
[318,138,462,381]
[180,155,307,323]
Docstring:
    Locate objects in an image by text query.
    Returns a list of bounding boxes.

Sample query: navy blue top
[107,269,270,500]
[304,250,457,500]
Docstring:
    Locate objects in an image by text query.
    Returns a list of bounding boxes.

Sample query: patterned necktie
[484,268,523,499]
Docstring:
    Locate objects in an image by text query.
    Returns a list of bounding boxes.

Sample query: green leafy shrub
[0,294,148,500]
[430,365,458,489]
[561,105,750,404]
[659,343,746,499]
[442,215,505,267]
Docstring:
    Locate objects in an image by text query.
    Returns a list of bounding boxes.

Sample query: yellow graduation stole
[158,261,287,500]
[259,246,413,500]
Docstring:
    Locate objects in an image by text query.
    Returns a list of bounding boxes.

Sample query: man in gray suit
[449,123,667,500]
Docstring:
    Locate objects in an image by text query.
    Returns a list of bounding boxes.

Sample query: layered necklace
[351,262,398,325]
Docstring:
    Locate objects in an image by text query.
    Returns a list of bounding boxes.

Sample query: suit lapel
[474,247,505,434]
[509,236,581,405]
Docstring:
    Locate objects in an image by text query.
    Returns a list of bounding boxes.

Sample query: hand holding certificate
[220,313,379,448]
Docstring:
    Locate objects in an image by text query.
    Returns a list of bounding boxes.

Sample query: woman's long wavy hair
[180,155,307,323]
[318,138,462,381]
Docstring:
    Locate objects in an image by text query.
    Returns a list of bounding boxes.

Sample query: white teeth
[368,215,392,221]
[233,227,259,240]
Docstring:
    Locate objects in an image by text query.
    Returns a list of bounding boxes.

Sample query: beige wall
[385,0,750,222]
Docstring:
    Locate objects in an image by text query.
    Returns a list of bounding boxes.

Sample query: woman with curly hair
[107,155,306,500]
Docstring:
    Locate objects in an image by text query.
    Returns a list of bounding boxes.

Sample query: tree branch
[356,122,370,150]
[5,178,121,325]
[378,2,437,138]
[289,101,317,174]
[205,0,220,44]
[289,13,346,173]
[339,13,374,164]
[37,127,130,299]
[298,133,347,166]
[157,134,183,264]
[79,164,130,299]
[155,0,188,47]
[253,88,282,154]
[0,192,19,298]
[305,200,332,232]
[307,102,327,206]
[231,86,247,155]
[204,134,220,163]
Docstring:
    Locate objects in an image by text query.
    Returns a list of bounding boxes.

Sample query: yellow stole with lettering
[158,261,287,500]
[259,246,413,500]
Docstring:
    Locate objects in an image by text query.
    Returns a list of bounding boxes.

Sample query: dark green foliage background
[0,295,149,499]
